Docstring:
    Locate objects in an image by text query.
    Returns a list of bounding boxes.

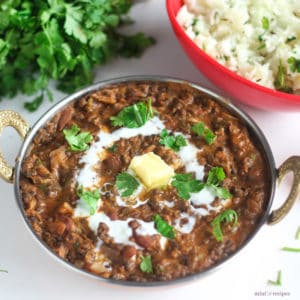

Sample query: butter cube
[129,152,174,189]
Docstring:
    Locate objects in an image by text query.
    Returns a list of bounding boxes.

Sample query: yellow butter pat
[129,152,174,189]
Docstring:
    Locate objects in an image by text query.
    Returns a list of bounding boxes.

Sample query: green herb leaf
[110,98,153,128]
[286,36,296,43]
[63,125,93,152]
[172,167,231,201]
[206,167,231,199]
[288,56,300,73]
[0,1,154,111]
[211,209,238,242]
[159,129,187,152]
[116,172,140,197]
[281,247,300,253]
[192,122,216,145]
[0,269,8,273]
[171,173,205,200]
[24,94,44,112]
[210,185,232,199]
[274,60,292,93]
[118,33,155,58]
[77,186,100,215]
[262,17,270,30]
[268,270,282,286]
[107,144,117,153]
[207,167,226,186]
[153,214,176,239]
[140,255,153,274]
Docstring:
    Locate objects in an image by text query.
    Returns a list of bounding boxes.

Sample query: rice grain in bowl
[177,0,300,94]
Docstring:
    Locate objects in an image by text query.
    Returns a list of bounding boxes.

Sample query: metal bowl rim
[13,75,277,287]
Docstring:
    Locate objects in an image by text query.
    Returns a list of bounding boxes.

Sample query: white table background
[1,1,300,299]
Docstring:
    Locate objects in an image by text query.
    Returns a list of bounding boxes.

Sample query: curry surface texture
[20,81,269,282]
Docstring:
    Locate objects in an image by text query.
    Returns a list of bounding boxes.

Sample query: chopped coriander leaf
[288,56,300,73]
[63,125,93,152]
[24,94,44,112]
[274,60,292,93]
[0,1,154,111]
[207,167,226,186]
[268,270,282,286]
[116,172,140,197]
[110,98,153,128]
[171,173,205,200]
[191,18,198,26]
[172,167,231,201]
[281,247,300,252]
[206,167,232,199]
[159,129,187,152]
[153,214,176,239]
[107,144,117,153]
[286,36,296,43]
[257,42,266,51]
[77,186,100,215]
[262,17,270,30]
[192,122,216,145]
[0,269,8,273]
[140,255,153,274]
[210,185,232,199]
[211,209,238,242]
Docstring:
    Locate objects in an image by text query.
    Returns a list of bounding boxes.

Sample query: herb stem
[0,269,8,273]
[268,270,282,286]
[281,247,300,252]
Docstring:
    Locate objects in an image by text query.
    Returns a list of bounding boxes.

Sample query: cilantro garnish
[77,186,100,215]
[211,209,238,242]
[286,36,296,43]
[0,269,8,273]
[206,167,232,199]
[24,94,44,112]
[257,17,269,51]
[171,173,205,200]
[115,172,140,197]
[107,143,117,153]
[268,270,282,286]
[281,247,300,253]
[288,57,300,73]
[159,129,187,152]
[110,98,153,128]
[63,124,93,152]
[140,255,153,274]
[274,60,292,93]
[262,17,270,30]
[192,122,216,145]
[0,1,154,111]
[172,167,231,200]
[153,214,176,239]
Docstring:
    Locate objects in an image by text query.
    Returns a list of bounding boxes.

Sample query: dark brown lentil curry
[20,81,269,282]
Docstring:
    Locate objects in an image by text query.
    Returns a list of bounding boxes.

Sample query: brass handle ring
[0,110,30,183]
[268,156,300,225]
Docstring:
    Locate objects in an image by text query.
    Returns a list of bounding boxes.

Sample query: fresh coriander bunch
[0,0,154,111]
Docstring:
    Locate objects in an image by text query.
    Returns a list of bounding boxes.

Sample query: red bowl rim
[166,0,300,104]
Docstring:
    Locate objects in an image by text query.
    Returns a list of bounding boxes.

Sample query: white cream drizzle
[77,117,165,188]
[74,115,228,248]
[174,212,196,234]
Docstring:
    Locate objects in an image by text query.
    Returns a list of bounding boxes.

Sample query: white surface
[0,1,300,299]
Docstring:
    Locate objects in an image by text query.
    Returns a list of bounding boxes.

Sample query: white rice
[177,0,300,93]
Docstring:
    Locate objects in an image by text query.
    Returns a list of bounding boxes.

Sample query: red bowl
[166,0,300,111]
